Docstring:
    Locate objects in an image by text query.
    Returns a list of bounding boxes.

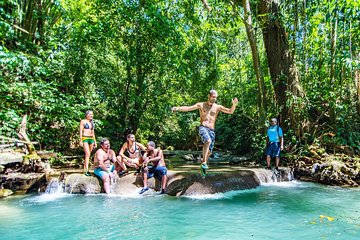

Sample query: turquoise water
[1,181,359,240]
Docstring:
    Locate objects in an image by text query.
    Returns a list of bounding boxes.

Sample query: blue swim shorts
[146,165,167,180]
[94,165,115,178]
[266,142,281,157]
[199,125,215,152]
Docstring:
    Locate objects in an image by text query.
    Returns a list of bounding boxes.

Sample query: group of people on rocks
[80,116,166,194]
[79,90,284,194]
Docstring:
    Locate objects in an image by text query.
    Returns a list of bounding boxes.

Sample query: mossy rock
[22,153,41,165]
[0,189,13,198]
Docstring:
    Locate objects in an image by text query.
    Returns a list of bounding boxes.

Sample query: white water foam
[261,180,302,188]
[108,188,168,199]
[184,188,259,200]
[0,205,23,219]
[252,168,295,184]
[23,178,70,203]
[26,192,71,203]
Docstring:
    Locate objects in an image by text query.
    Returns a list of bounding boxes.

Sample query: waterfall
[45,178,65,194]
[252,168,294,184]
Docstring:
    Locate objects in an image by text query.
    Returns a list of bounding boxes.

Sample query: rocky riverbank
[2,149,360,198]
[291,154,360,186]
[45,167,283,196]
[0,151,52,197]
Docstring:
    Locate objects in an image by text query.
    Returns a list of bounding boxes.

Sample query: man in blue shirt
[266,118,284,170]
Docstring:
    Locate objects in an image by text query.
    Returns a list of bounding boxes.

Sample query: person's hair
[209,89,218,96]
[271,118,278,124]
[85,110,94,128]
[100,138,109,145]
[147,141,156,148]
[126,134,135,144]
[85,110,93,117]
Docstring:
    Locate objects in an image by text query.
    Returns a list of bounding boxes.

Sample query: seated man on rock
[139,141,167,194]
[94,138,121,194]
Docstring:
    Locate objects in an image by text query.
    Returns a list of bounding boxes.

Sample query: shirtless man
[172,90,238,176]
[139,141,167,194]
[93,138,125,194]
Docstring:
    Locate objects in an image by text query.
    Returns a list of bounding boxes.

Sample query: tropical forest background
[1,0,359,159]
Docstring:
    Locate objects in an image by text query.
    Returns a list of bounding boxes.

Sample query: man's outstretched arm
[219,98,238,114]
[172,103,201,112]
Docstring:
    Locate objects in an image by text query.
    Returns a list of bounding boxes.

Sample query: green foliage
[0,0,359,157]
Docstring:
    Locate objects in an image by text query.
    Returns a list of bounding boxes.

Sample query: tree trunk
[329,16,338,124]
[356,70,360,115]
[257,0,305,128]
[17,114,41,165]
[36,0,44,45]
[302,0,308,78]
[329,18,338,85]
[127,10,145,135]
[242,0,267,132]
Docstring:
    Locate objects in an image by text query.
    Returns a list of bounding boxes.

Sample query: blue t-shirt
[267,126,283,143]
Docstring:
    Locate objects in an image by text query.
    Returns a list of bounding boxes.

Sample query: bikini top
[126,142,139,156]
[84,121,94,130]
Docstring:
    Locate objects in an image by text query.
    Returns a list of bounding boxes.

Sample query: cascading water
[45,178,65,194]
[251,167,294,184]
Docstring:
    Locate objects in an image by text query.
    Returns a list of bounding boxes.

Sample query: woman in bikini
[79,110,96,176]
[117,134,146,173]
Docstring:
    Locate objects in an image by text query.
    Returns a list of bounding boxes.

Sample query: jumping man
[172,90,238,176]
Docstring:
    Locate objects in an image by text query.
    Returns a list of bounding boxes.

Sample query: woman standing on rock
[79,110,96,176]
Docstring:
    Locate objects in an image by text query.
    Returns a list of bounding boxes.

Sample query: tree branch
[201,0,212,11]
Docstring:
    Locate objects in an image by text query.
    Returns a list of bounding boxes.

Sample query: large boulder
[55,168,293,196]
[166,170,260,196]
[0,172,46,193]
[110,174,157,195]
[293,157,360,186]
[62,173,157,195]
[64,174,101,194]
[0,152,24,168]
[60,170,262,196]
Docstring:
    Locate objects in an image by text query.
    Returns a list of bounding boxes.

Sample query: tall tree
[241,0,266,132]
[256,0,305,127]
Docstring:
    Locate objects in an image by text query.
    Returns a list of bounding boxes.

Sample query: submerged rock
[0,188,13,198]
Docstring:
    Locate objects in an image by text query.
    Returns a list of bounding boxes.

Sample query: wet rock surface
[64,174,101,194]
[0,152,24,168]
[57,169,265,196]
[292,155,360,186]
[166,170,260,196]
[0,188,13,197]
[0,172,46,193]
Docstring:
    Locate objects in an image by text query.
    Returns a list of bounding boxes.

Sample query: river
[1,180,359,239]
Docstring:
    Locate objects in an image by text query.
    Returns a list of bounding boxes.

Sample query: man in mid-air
[172,90,238,176]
